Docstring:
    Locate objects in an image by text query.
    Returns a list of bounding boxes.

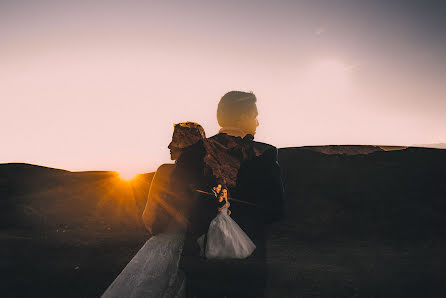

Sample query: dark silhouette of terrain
[1,145,446,297]
[279,146,446,241]
[296,145,384,155]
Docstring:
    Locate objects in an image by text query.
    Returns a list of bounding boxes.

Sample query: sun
[119,172,138,181]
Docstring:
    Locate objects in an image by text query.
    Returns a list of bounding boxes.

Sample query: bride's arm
[142,164,177,234]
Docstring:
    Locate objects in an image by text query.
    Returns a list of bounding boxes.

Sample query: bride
[161,121,255,259]
[142,120,256,259]
[202,185,256,259]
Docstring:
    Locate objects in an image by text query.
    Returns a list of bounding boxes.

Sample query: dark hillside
[0,163,154,297]
[278,146,446,242]
[266,146,446,297]
[294,145,384,155]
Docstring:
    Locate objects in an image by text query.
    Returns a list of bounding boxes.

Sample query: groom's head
[217,91,259,136]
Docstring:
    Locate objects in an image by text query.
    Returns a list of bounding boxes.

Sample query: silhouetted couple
[142,91,284,297]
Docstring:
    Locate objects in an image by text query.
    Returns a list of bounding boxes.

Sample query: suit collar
[218,126,248,138]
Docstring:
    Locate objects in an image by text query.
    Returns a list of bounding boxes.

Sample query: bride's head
[168,122,206,160]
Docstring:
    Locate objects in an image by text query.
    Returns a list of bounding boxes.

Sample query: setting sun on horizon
[119,171,139,182]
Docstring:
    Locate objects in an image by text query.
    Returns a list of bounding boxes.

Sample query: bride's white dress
[204,202,256,259]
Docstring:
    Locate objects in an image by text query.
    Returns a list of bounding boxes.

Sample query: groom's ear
[233,113,248,128]
[238,112,249,122]
[240,109,257,122]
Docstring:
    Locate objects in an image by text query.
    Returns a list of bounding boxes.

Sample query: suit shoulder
[253,140,276,150]
[253,141,277,156]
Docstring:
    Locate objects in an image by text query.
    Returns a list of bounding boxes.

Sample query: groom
[212,91,283,242]
[179,91,284,297]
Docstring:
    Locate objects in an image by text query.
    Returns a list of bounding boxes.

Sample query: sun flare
[119,172,138,181]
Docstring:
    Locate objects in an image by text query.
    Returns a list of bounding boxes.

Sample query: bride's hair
[217,91,257,127]
[170,121,206,149]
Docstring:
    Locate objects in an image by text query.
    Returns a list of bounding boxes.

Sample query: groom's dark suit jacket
[171,132,284,240]
[172,132,284,297]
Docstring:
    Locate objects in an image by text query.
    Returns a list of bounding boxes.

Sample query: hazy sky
[1,0,445,176]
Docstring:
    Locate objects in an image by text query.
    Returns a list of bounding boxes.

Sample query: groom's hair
[217,91,257,127]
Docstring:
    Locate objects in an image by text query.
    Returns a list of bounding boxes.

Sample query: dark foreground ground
[0,225,446,297]
[2,232,145,297]
[1,146,446,297]
[3,226,446,297]
[266,223,446,297]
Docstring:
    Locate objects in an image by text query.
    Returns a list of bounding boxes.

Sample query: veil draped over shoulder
[200,134,256,188]
[168,133,257,239]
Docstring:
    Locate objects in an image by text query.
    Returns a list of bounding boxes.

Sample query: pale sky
[1,0,445,177]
